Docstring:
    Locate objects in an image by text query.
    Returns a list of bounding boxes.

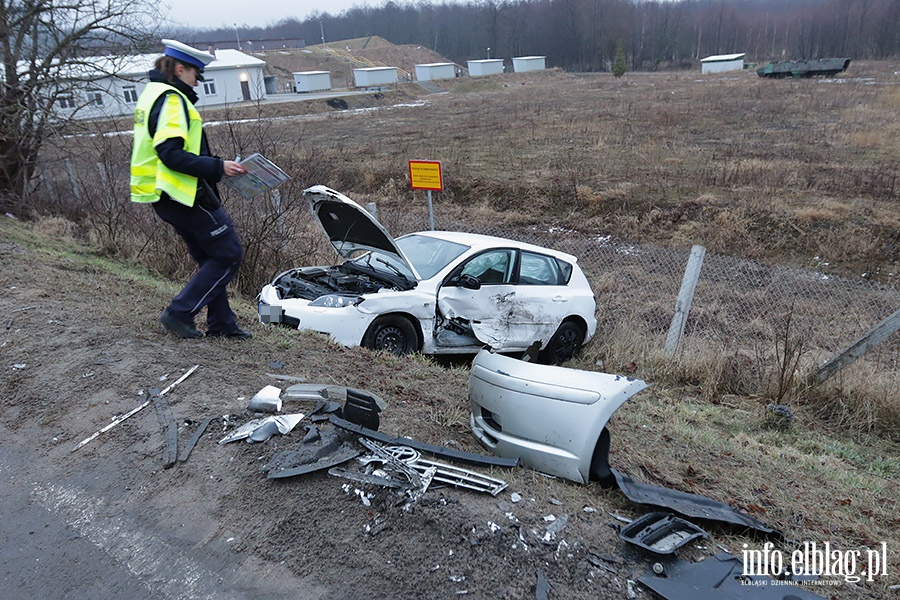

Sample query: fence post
[807,307,900,385]
[665,244,706,355]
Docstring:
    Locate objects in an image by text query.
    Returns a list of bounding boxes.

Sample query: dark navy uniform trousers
[152,196,243,334]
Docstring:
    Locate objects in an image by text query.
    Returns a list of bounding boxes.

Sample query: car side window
[459,249,515,284]
[519,251,562,285]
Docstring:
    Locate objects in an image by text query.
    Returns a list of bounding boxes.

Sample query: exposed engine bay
[272,261,416,301]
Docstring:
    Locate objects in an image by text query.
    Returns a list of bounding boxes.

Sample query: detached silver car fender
[468,349,648,484]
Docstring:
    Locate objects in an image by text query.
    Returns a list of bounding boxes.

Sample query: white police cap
[162,39,215,71]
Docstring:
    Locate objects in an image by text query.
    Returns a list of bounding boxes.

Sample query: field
[9,53,900,598]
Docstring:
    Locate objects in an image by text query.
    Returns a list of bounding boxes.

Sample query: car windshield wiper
[376,257,414,286]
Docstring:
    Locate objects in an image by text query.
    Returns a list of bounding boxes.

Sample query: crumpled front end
[257,268,380,347]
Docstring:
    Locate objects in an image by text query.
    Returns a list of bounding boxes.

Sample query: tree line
[199,0,899,72]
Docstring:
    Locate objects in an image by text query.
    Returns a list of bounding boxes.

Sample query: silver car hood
[303,185,416,275]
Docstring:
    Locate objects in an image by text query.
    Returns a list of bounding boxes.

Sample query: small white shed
[700,53,746,74]
[467,59,504,76]
[353,66,398,88]
[415,62,455,81]
[293,71,331,93]
[512,56,546,73]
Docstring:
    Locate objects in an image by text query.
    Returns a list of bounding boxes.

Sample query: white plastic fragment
[72,364,199,452]
[510,492,522,503]
[217,413,305,444]
[542,513,569,543]
[246,385,283,413]
[355,488,372,507]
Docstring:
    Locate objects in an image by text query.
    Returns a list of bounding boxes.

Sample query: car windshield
[346,249,416,284]
[397,234,469,280]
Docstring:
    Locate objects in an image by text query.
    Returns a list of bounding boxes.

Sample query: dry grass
[29,53,900,435]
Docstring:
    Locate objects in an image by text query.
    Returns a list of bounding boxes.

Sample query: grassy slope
[4,212,898,596]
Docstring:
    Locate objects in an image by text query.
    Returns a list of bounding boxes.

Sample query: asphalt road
[0,423,324,600]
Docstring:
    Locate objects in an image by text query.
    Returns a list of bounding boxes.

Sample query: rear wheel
[362,315,419,355]
[540,320,586,364]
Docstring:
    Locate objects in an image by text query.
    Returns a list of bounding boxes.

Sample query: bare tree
[0,0,159,214]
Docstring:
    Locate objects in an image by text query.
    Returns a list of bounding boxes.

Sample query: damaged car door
[437,248,550,350]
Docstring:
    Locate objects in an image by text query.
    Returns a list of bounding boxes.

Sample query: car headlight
[309,294,362,308]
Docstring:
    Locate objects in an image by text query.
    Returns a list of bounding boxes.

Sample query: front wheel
[362,315,419,356]
[540,320,586,364]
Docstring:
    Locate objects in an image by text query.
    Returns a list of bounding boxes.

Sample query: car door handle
[552,296,568,303]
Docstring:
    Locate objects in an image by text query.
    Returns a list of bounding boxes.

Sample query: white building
[415,62,456,81]
[700,53,746,74]
[352,66,398,88]
[467,59,504,76]
[293,71,332,93]
[56,48,267,120]
[512,56,546,73]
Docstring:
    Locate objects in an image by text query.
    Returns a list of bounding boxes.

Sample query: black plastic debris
[618,512,707,555]
[327,466,415,490]
[310,400,342,422]
[340,388,385,430]
[263,428,360,479]
[638,553,826,599]
[302,425,321,444]
[330,415,519,468]
[151,388,178,469]
[177,416,214,463]
[610,469,778,537]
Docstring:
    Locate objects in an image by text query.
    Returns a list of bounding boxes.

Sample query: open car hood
[303,185,416,275]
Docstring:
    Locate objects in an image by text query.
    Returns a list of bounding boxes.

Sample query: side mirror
[457,274,482,290]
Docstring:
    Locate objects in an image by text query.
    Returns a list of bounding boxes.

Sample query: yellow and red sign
[408,160,443,191]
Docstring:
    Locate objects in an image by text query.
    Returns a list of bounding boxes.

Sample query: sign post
[408,160,443,230]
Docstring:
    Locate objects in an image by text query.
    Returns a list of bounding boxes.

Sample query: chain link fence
[384,202,900,380]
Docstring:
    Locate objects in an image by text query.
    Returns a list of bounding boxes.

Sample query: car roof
[405,230,580,263]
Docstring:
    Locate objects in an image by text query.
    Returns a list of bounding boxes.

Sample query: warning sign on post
[408,160,443,191]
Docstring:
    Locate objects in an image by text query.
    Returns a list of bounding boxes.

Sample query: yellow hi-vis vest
[130,82,203,207]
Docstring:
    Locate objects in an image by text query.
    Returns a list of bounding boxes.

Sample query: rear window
[519,251,572,285]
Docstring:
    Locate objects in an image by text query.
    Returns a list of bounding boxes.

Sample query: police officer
[131,40,251,339]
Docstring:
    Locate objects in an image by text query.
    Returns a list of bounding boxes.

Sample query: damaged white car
[258,185,597,362]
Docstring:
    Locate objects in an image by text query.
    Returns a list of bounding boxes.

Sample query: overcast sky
[164,0,370,29]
